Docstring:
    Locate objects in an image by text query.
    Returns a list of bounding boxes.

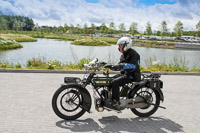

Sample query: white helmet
[117,37,132,52]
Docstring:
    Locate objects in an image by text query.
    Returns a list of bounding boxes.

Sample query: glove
[101,62,107,66]
[104,64,113,69]
[112,64,124,71]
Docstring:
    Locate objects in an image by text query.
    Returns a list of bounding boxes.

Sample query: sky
[0,0,200,32]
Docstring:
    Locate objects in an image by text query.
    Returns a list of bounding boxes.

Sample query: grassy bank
[72,39,111,46]
[133,40,175,49]
[1,31,177,48]
[0,34,37,42]
[0,38,23,51]
[0,57,199,72]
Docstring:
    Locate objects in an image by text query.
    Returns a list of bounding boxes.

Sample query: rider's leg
[111,75,133,103]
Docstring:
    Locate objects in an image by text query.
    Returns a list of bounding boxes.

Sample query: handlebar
[84,58,108,71]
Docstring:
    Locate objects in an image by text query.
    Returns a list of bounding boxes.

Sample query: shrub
[15,63,22,68]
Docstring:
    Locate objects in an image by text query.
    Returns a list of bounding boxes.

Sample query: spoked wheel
[130,87,160,117]
[52,86,86,120]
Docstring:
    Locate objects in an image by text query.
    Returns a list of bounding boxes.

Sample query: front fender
[61,83,92,112]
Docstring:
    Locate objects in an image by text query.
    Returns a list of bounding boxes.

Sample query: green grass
[72,39,111,46]
[1,57,200,72]
[1,34,37,42]
[141,64,190,72]
[0,38,23,50]
[26,57,91,70]
[132,40,175,48]
[142,56,191,72]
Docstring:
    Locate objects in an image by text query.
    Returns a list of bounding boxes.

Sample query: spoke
[70,92,80,102]
[70,93,76,100]
[72,101,83,109]
[71,95,78,102]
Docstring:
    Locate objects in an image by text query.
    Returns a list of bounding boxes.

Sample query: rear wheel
[52,86,86,120]
[130,87,160,117]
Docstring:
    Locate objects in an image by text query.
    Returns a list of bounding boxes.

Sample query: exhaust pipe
[120,97,148,109]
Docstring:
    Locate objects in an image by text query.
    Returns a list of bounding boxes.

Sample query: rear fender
[61,83,92,112]
[155,88,164,101]
[128,80,164,101]
[128,80,146,98]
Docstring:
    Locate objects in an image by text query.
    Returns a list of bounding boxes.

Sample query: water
[0,38,200,69]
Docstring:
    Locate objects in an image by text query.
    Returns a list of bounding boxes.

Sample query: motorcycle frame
[61,67,164,113]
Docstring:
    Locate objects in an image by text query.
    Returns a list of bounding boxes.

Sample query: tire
[52,86,86,120]
[130,87,160,117]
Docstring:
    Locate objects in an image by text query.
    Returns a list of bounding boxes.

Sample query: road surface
[0,73,200,133]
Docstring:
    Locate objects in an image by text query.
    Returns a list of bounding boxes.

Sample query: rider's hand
[112,64,124,71]
[104,64,113,69]
[101,62,107,66]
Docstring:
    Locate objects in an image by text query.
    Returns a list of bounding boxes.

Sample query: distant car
[113,35,120,38]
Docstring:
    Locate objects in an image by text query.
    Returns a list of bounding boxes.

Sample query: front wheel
[130,87,160,117]
[52,86,86,120]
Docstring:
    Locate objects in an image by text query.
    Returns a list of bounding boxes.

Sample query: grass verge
[0,57,199,72]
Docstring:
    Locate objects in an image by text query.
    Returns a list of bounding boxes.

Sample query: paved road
[0,73,200,133]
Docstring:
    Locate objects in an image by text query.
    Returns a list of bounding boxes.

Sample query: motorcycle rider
[105,36,141,109]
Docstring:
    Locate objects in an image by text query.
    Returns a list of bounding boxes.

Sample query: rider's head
[117,37,132,53]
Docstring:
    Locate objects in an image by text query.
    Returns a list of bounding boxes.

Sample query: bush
[15,63,22,68]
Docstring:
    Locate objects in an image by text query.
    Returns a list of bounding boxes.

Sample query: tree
[75,24,81,34]
[108,22,115,34]
[174,21,183,37]
[64,23,69,33]
[0,17,8,31]
[52,26,58,34]
[69,24,74,33]
[24,17,34,31]
[33,23,39,31]
[129,22,138,35]
[156,31,161,36]
[91,23,96,33]
[13,21,20,31]
[119,23,126,33]
[145,21,152,36]
[100,22,107,34]
[0,15,35,31]
[90,23,96,39]
[196,21,200,31]
[83,23,88,34]
[58,26,64,33]
[196,21,200,37]
[161,21,168,36]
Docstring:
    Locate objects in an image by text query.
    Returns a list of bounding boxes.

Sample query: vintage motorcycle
[52,58,165,120]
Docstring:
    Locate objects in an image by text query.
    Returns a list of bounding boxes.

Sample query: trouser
[111,74,133,102]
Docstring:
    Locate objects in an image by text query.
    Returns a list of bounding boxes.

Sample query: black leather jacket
[118,48,141,81]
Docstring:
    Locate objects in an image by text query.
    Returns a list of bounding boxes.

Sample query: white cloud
[0,0,200,32]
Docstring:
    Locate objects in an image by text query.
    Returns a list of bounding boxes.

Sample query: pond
[0,38,200,69]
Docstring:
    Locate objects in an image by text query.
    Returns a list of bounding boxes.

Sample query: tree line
[1,14,200,37]
[0,14,34,31]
